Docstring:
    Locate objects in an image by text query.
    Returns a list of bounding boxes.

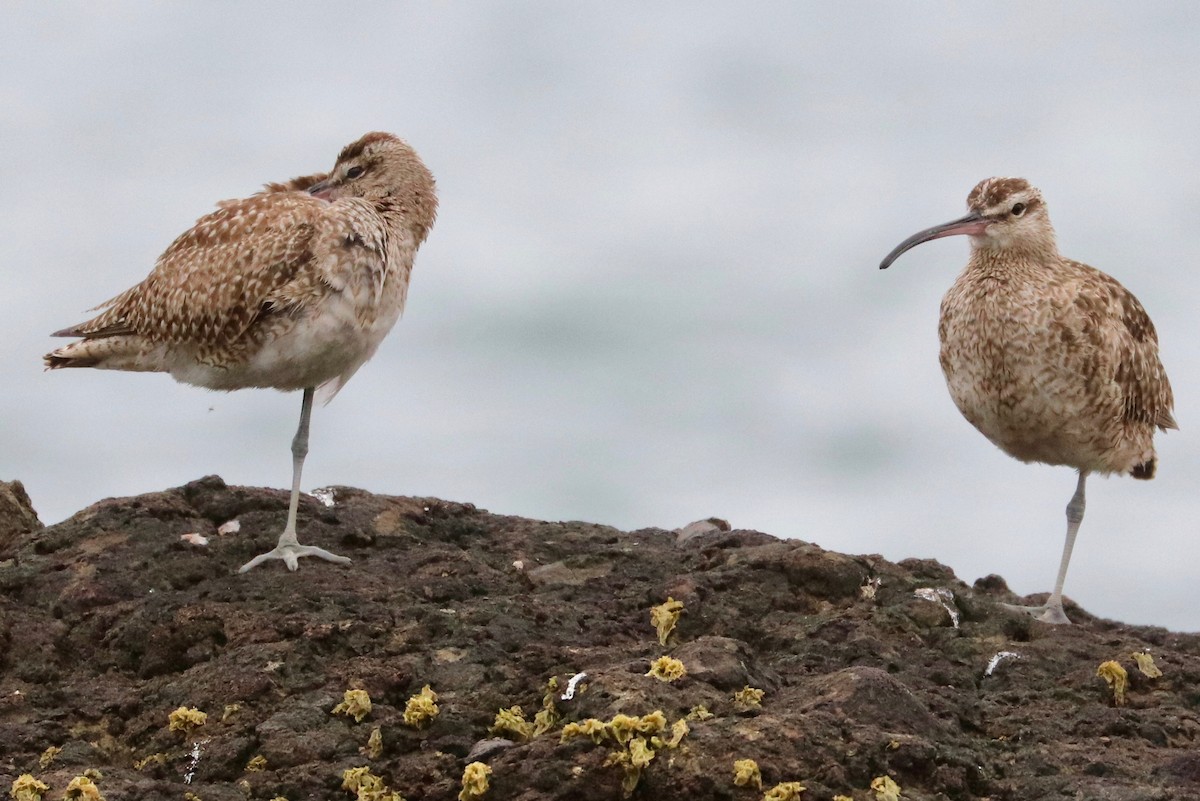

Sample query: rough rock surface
[0,480,42,559]
[2,476,1198,801]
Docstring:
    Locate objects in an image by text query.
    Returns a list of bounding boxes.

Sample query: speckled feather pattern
[46,133,437,398]
[938,178,1175,478]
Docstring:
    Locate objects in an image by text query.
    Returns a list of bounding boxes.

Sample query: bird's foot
[1001,601,1071,625]
[238,542,352,573]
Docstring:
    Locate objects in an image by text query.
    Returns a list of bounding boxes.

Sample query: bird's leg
[280,386,314,547]
[1041,470,1088,622]
[238,387,352,573]
[1002,471,1087,625]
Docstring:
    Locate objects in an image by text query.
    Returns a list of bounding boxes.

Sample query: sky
[3,3,1198,630]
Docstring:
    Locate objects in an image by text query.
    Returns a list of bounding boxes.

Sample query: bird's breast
[251,240,414,388]
[173,234,416,392]
[937,274,1106,467]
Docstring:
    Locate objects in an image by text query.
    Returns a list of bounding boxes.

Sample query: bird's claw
[238,542,352,573]
[1001,601,1071,625]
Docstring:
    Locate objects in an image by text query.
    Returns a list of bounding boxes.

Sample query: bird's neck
[376,191,438,245]
[967,240,1060,278]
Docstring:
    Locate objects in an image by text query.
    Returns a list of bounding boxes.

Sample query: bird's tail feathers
[44,336,166,373]
[1130,458,1157,480]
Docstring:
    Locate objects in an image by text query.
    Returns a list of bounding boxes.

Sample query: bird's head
[308,132,438,240]
[880,177,1056,269]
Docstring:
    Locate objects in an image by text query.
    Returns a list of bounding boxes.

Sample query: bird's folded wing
[1071,264,1177,432]
[66,193,329,348]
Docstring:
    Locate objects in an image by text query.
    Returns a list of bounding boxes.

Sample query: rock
[672,636,757,691]
[465,737,515,762]
[0,479,1196,800]
[674,517,730,545]
[797,666,944,737]
[0,479,41,558]
[526,559,613,586]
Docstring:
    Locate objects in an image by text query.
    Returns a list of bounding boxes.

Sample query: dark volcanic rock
[0,479,41,559]
[2,476,1199,801]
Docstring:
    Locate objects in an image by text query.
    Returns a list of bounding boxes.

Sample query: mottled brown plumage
[46,132,437,572]
[881,177,1175,624]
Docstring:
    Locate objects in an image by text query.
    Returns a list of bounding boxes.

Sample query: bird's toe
[238,542,352,573]
[1000,600,1072,625]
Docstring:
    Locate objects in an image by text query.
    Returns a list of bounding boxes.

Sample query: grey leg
[1037,470,1087,624]
[1002,470,1087,625]
[239,387,352,572]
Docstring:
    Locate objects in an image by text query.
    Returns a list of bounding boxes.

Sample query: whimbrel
[45,132,438,572]
[880,177,1176,624]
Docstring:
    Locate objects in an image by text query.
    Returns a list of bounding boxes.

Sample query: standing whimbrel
[880,177,1176,624]
[45,132,438,572]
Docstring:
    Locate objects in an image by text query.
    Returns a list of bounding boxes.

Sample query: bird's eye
[346,166,365,179]
[1011,202,1026,217]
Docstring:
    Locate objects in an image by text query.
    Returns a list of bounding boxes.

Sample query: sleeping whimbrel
[45,132,437,572]
[880,177,1176,624]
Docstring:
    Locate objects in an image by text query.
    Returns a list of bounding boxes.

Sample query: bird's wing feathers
[76,193,329,348]
[256,172,330,196]
[1069,263,1177,432]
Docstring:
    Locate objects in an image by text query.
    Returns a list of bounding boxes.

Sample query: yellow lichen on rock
[608,713,641,745]
[1097,660,1129,706]
[11,774,49,801]
[560,718,609,744]
[533,677,562,735]
[133,753,168,771]
[628,737,656,769]
[605,738,656,798]
[734,686,765,708]
[871,775,902,800]
[490,706,534,740]
[338,762,374,796]
[610,711,667,745]
[1131,651,1163,678]
[560,711,685,798]
[133,753,166,772]
[62,776,105,801]
[221,703,241,722]
[638,710,668,733]
[602,749,635,796]
[245,755,267,772]
[365,726,384,759]
[402,685,439,729]
[341,766,404,801]
[341,766,373,787]
[38,747,60,770]
[332,689,373,723]
[646,655,687,682]
[733,758,763,790]
[561,710,682,750]
[650,597,684,645]
[168,706,208,734]
[532,706,558,736]
[833,796,854,801]
[652,718,689,749]
[686,704,714,721]
[763,781,805,800]
[457,762,492,801]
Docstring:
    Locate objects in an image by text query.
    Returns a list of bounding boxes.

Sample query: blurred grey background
[2,3,1196,629]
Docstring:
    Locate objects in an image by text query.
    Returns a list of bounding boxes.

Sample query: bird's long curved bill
[879,211,990,270]
[308,178,336,201]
